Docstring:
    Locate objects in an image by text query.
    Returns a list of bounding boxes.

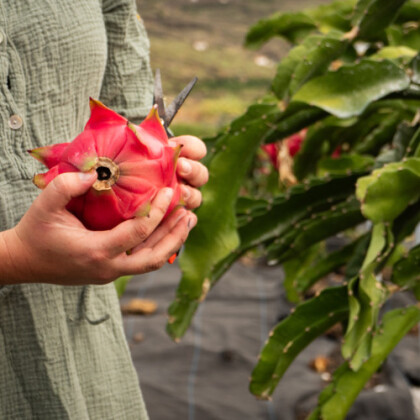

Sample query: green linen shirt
[0,1,153,418]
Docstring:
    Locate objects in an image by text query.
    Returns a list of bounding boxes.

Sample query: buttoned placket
[0,4,33,180]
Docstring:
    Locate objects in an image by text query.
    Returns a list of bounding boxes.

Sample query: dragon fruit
[262,129,306,170]
[29,98,183,231]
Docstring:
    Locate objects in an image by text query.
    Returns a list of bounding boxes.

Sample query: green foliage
[167,102,282,338]
[114,276,132,298]
[339,224,392,370]
[292,60,410,118]
[236,174,359,255]
[392,244,420,298]
[250,286,349,398]
[266,197,365,263]
[245,11,317,48]
[284,235,368,302]
[168,0,420,416]
[318,154,375,175]
[264,103,326,142]
[271,32,348,101]
[356,158,420,222]
[245,0,355,47]
[352,0,408,41]
[309,306,420,420]
[411,53,420,85]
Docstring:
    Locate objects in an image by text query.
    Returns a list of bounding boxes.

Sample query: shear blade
[153,69,166,120]
[152,70,198,135]
[164,76,198,127]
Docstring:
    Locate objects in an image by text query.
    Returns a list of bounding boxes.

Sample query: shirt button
[9,115,23,130]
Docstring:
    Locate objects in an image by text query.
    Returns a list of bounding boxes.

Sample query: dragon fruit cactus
[29,98,183,231]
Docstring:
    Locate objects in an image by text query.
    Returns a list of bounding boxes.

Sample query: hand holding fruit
[29,100,207,230]
[0,100,208,286]
[1,171,196,285]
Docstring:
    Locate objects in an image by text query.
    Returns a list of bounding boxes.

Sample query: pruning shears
[153,69,198,138]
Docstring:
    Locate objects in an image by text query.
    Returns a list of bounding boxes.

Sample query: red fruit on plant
[261,143,279,168]
[261,129,306,169]
[331,145,342,158]
[286,131,305,157]
[29,98,183,231]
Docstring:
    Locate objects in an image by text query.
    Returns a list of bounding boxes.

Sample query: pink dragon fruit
[262,129,306,170]
[287,132,305,158]
[261,143,280,169]
[29,98,183,231]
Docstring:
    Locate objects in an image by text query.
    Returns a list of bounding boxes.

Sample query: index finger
[171,135,207,160]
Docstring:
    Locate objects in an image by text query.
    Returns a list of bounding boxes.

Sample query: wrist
[0,228,33,284]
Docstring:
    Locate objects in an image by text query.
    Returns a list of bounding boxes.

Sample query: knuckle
[146,255,165,272]
[186,213,197,232]
[131,221,150,242]
[51,174,68,192]
[175,222,190,244]
[88,248,107,265]
[154,203,169,220]
[100,246,114,261]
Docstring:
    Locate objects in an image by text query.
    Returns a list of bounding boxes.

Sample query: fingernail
[78,171,95,182]
[163,188,174,201]
[180,159,192,174]
[181,185,190,200]
[188,216,197,230]
[174,209,187,224]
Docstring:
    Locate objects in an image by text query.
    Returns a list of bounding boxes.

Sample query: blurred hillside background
[136,0,329,138]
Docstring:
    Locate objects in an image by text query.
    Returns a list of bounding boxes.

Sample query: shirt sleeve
[100,0,154,124]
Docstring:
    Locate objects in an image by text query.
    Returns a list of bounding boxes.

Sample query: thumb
[40,171,97,213]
